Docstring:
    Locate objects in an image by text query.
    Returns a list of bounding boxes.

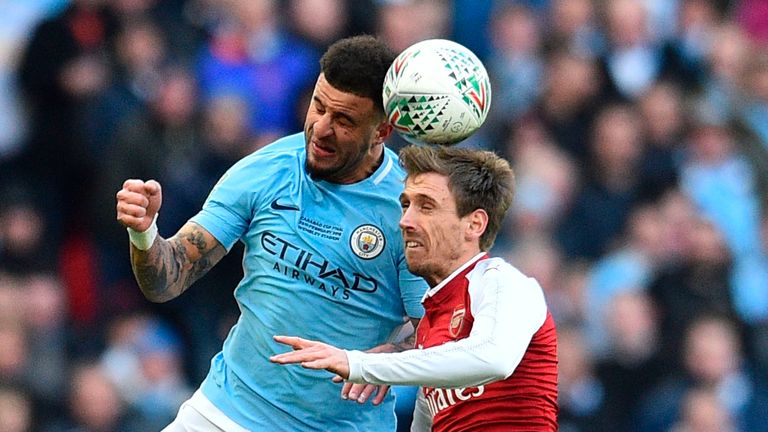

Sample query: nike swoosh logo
[270,199,300,211]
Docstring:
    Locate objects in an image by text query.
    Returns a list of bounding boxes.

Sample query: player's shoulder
[373,146,407,187]
[471,257,535,287]
[228,133,304,175]
[474,257,520,276]
[261,132,306,153]
[209,133,304,199]
[470,257,547,303]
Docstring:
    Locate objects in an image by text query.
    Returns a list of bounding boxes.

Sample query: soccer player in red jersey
[271,145,558,431]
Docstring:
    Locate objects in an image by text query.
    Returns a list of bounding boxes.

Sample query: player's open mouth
[312,141,336,157]
[405,241,423,249]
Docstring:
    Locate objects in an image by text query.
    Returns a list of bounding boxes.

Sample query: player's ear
[375,119,393,144]
[465,209,488,242]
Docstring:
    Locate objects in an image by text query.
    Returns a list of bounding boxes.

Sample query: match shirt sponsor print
[416,255,559,432]
[189,133,427,431]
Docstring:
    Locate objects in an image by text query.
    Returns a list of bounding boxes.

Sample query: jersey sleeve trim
[190,200,248,252]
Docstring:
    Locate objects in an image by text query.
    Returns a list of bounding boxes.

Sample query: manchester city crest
[350,224,385,260]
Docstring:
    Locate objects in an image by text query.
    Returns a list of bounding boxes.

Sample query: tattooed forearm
[131,237,174,301]
[130,222,226,303]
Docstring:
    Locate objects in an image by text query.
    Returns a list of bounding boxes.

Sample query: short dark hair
[399,145,516,251]
[320,35,395,115]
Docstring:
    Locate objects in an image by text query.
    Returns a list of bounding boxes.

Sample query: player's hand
[271,337,391,405]
[116,179,162,232]
[270,336,351,379]
[338,341,394,405]
[339,380,390,406]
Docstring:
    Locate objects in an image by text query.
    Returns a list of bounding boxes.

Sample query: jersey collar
[421,252,488,302]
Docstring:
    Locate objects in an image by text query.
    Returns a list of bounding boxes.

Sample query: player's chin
[404,250,427,269]
[405,260,427,278]
[306,159,339,180]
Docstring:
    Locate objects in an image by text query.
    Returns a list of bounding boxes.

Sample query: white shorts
[162,390,249,432]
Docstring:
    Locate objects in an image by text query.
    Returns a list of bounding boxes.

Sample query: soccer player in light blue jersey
[115,35,428,431]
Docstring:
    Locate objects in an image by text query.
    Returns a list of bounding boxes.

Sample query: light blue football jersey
[189,132,427,431]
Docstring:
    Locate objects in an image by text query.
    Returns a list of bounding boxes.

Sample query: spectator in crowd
[93,67,203,322]
[650,215,739,360]
[100,314,193,431]
[0,385,33,432]
[667,0,721,90]
[87,16,170,157]
[503,117,579,239]
[734,0,768,45]
[286,0,349,52]
[557,104,645,260]
[544,0,603,57]
[595,291,668,430]
[0,190,53,275]
[42,362,150,432]
[376,0,451,54]
[486,4,544,123]
[636,81,686,201]
[16,0,115,241]
[0,322,29,391]
[678,102,767,350]
[737,49,768,195]
[19,275,68,421]
[699,24,751,119]
[526,49,602,164]
[557,325,609,432]
[195,0,319,143]
[582,203,665,357]
[670,386,736,432]
[635,315,768,432]
[0,0,64,160]
[597,0,688,101]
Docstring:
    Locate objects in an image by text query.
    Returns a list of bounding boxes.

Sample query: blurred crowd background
[1,0,768,431]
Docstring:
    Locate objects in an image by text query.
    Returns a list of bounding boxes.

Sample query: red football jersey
[345,254,558,431]
[415,255,558,432]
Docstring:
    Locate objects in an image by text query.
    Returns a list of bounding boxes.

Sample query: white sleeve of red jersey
[346,259,548,388]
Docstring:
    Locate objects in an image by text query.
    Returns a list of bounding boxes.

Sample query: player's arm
[131,222,226,302]
[346,269,547,388]
[272,268,547,388]
[270,317,420,404]
[270,318,420,379]
[341,317,419,404]
[117,179,226,303]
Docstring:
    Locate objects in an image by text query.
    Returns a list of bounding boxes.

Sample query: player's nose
[399,207,417,231]
[313,113,334,138]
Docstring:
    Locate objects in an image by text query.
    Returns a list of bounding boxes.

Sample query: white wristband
[127,214,159,251]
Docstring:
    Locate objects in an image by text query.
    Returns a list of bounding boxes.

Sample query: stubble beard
[305,133,374,183]
[406,242,463,285]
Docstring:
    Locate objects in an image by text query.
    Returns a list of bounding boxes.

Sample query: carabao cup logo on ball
[383,39,491,145]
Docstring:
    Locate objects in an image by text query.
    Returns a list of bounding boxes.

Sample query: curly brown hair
[320,35,395,116]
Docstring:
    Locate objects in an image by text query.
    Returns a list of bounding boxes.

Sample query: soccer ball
[383,39,491,145]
